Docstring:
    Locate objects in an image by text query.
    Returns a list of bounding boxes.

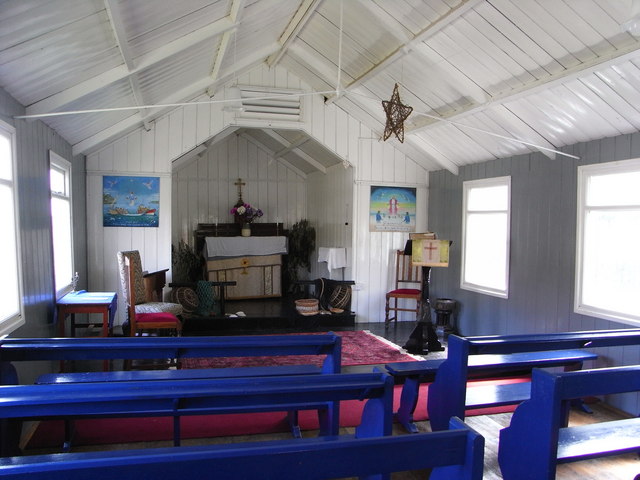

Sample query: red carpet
[27,378,526,449]
[181,330,419,369]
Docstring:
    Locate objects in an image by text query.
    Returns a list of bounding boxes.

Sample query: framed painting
[103,176,160,227]
[369,185,416,232]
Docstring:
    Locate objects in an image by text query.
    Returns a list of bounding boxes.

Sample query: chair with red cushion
[385,250,422,328]
[124,256,182,338]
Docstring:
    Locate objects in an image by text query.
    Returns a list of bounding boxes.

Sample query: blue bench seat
[386,349,597,432]
[36,364,322,384]
[1,334,342,440]
[1,372,393,453]
[427,329,640,431]
[499,364,640,479]
[0,417,484,480]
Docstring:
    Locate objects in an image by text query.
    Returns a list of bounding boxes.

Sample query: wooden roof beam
[325,0,484,105]
[267,0,323,68]
[104,0,151,131]
[262,129,326,174]
[207,0,246,96]
[239,132,308,178]
[26,16,237,116]
[406,41,640,135]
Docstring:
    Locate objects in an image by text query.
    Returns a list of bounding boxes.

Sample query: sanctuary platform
[182,296,356,335]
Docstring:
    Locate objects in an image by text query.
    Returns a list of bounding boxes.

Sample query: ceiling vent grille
[236,85,302,121]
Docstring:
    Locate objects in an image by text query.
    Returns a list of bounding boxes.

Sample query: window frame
[0,119,24,335]
[575,158,640,326]
[460,176,511,299]
[49,150,74,299]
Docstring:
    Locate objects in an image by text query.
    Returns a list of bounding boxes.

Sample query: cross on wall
[234,178,246,205]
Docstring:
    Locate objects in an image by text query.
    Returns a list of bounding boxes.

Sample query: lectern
[403,234,450,355]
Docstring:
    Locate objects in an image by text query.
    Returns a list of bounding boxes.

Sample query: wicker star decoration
[382,83,413,143]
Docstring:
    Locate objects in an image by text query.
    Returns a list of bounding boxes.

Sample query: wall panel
[86,63,428,326]
[428,132,640,415]
[0,87,84,362]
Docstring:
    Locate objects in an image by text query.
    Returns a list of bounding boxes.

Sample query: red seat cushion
[136,312,180,324]
[388,289,420,296]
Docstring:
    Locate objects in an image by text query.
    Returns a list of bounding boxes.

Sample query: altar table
[204,236,287,299]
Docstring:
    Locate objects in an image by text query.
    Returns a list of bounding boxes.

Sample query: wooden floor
[25,319,640,479]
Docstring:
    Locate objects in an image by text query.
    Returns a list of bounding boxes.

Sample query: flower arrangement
[230,203,263,224]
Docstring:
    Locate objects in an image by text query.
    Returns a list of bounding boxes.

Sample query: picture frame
[369,185,417,232]
[103,175,160,227]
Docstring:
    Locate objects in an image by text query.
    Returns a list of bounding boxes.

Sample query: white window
[0,120,24,334]
[461,176,511,298]
[575,159,640,325]
[50,151,74,298]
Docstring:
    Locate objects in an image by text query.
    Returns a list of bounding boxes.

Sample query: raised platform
[182,297,355,335]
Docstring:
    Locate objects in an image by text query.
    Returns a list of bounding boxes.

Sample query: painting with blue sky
[103,176,160,227]
[370,185,416,232]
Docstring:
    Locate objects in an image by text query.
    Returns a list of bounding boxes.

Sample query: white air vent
[236,85,302,121]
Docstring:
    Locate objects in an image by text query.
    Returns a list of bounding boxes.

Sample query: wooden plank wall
[172,133,306,246]
[1,86,85,382]
[306,164,354,281]
[86,64,429,324]
[428,133,640,414]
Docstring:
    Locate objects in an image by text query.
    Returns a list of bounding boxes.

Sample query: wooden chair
[124,256,182,337]
[385,250,422,327]
[116,250,183,319]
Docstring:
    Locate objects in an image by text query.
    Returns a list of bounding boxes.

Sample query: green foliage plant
[171,240,203,283]
[287,219,316,285]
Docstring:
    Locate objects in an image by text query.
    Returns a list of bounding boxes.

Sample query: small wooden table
[56,291,117,337]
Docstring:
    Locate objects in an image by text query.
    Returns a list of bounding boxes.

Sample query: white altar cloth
[205,236,288,259]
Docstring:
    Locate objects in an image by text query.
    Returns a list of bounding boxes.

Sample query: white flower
[236,206,246,215]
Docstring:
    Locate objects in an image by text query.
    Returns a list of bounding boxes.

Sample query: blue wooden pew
[0,372,392,453]
[0,416,484,480]
[498,365,640,479]
[0,334,341,441]
[0,334,341,380]
[386,349,597,433]
[427,328,640,431]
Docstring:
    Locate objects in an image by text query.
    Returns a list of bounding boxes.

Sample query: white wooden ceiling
[2,0,640,174]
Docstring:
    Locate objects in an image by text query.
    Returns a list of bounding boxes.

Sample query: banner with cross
[411,238,450,267]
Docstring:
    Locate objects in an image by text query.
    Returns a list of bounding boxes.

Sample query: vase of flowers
[230,203,263,237]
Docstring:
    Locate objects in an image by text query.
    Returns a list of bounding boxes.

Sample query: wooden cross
[234,178,245,203]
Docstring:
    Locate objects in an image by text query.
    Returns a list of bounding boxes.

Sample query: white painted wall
[86,64,429,325]
[172,133,306,247]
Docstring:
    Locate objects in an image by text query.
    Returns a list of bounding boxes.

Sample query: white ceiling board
[6,0,640,166]
[121,0,229,59]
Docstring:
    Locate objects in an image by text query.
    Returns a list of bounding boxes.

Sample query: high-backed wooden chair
[385,250,422,327]
[117,250,183,319]
[124,256,182,337]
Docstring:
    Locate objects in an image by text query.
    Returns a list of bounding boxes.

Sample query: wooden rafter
[324,0,484,105]
[72,42,281,155]
[263,130,327,174]
[104,0,151,131]
[267,0,323,68]
[26,17,237,116]
[207,0,246,96]
[406,41,640,135]
[239,132,308,178]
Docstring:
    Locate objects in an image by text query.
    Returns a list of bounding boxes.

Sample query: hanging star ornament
[382,83,413,143]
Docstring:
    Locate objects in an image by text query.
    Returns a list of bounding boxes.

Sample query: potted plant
[171,240,203,283]
[286,219,316,289]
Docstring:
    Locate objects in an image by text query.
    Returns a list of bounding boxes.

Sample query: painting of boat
[103,176,160,227]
